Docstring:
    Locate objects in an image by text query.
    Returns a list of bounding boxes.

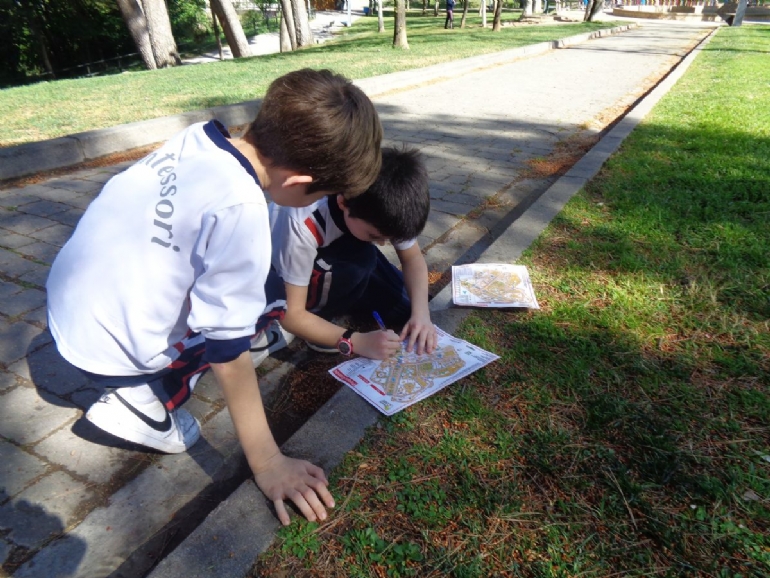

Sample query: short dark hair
[345,147,430,243]
[245,68,383,198]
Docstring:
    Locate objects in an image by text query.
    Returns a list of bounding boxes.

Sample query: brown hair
[245,68,382,198]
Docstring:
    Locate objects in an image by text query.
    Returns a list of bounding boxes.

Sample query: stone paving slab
[0,19,717,578]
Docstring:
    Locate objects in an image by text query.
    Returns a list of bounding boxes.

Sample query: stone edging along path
[0,24,636,183]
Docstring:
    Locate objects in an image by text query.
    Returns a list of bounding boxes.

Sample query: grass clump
[252,24,770,578]
[0,12,617,146]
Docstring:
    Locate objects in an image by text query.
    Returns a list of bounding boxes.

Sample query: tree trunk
[26,6,55,78]
[377,0,385,32]
[583,0,602,21]
[434,0,440,17]
[481,0,487,27]
[422,0,427,15]
[211,9,224,60]
[290,0,314,48]
[393,0,409,49]
[732,0,748,26]
[460,0,469,27]
[492,0,503,30]
[279,0,297,50]
[141,0,180,67]
[115,0,156,70]
[522,0,533,17]
[210,0,252,57]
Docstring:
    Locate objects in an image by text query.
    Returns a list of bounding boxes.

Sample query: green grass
[252,25,770,578]
[0,12,617,146]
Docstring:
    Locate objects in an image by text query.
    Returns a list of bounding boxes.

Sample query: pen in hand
[372,311,387,331]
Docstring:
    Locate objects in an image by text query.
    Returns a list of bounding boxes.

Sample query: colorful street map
[329,327,499,416]
[452,263,540,308]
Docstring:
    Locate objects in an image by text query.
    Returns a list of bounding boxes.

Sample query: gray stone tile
[0,385,77,445]
[8,342,90,396]
[0,471,95,549]
[23,306,49,328]
[0,538,10,566]
[0,318,47,366]
[44,178,102,195]
[0,439,48,500]
[17,200,71,218]
[0,279,24,299]
[15,241,59,265]
[0,287,47,318]
[0,192,39,210]
[190,372,223,404]
[0,249,44,278]
[19,267,51,288]
[0,211,57,236]
[34,426,140,485]
[50,207,84,228]
[0,370,20,393]
[0,231,36,250]
[431,198,477,217]
[28,223,74,246]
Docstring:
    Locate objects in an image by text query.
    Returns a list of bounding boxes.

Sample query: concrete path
[0,18,717,578]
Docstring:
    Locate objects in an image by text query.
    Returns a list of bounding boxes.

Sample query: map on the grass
[329,326,499,416]
[452,263,540,309]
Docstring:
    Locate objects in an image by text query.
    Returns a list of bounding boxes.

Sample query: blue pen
[372,311,387,331]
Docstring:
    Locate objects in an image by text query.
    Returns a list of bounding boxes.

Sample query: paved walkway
[0,17,717,578]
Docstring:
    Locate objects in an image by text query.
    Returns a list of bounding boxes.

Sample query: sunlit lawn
[0,11,618,146]
[252,24,770,578]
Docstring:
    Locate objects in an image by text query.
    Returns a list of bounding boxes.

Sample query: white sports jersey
[47,121,271,376]
[269,195,415,287]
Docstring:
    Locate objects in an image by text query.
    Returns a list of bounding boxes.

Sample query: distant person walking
[445,0,456,28]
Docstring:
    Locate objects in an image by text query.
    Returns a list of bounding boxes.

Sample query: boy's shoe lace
[86,389,200,454]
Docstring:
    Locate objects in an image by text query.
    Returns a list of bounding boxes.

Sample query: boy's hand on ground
[400,317,437,355]
[354,330,402,359]
[253,452,335,526]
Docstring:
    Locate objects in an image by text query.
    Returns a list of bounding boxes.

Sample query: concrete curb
[0,24,636,183]
[146,22,716,578]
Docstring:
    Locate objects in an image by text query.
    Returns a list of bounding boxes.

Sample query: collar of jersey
[326,193,351,235]
[203,120,262,188]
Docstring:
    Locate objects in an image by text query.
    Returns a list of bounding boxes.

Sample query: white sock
[124,384,158,405]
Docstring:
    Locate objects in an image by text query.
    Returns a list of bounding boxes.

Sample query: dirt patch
[267,355,344,445]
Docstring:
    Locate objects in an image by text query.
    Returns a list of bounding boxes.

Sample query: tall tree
[115,0,156,69]
[142,0,180,67]
[209,0,251,57]
[433,0,440,17]
[393,0,409,49]
[289,0,313,48]
[460,0,469,27]
[492,0,503,30]
[583,0,603,21]
[279,4,295,51]
[376,0,385,33]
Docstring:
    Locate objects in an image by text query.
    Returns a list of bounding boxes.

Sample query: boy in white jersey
[270,147,437,360]
[46,69,382,526]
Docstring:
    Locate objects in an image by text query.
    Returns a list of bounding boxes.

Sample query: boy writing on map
[46,69,382,526]
[268,146,437,361]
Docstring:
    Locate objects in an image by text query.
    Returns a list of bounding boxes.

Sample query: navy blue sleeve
[203,336,251,364]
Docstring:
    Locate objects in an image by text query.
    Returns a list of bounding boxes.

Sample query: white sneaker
[86,389,200,454]
[305,341,339,354]
[249,323,295,367]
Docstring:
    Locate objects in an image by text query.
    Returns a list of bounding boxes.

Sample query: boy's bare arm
[210,351,335,525]
[281,282,401,359]
[396,244,437,354]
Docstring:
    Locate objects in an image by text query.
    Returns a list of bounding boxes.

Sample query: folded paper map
[329,326,499,416]
[452,263,539,308]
